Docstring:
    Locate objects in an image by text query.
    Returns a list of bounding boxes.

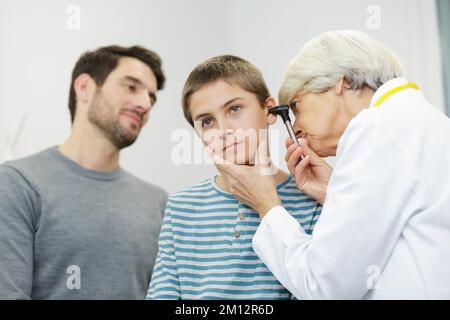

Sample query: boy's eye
[230,105,241,113]
[201,118,214,129]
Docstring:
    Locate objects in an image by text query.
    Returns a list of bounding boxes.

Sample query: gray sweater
[0,147,168,300]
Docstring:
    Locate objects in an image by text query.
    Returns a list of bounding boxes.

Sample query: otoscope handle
[269,105,304,160]
[285,120,299,145]
[284,121,304,160]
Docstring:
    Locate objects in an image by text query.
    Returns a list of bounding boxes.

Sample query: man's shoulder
[120,169,169,202]
[0,150,50,204]
[0,148,54,183]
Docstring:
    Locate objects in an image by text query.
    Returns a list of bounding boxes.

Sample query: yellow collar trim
[374,82,420,108]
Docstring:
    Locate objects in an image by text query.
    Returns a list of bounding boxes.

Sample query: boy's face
[189,80,276,165]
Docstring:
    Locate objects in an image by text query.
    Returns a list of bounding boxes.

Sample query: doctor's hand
[207,140,281,218]
[285,137,332,205]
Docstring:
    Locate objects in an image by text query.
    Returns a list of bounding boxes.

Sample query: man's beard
[88,91,141,150]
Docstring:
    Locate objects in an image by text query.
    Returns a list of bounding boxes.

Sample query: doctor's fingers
[285,137,295,149]
[293,154,311,183]
[216,158,247,181]
[299,138,320,162]
[285,142,301,163]
[287,146,304,175]
[205,145,233,168]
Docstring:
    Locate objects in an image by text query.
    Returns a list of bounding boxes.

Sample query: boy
[147,55,321,299]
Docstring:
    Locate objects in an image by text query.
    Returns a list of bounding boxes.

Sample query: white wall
[0,0,228,192]
[0,0,445,193]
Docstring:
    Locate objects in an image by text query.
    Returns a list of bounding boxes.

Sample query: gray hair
[279,30,404,105]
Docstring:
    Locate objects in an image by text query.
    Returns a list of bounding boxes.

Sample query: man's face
[88,57,158,149]
[290,90,343,157]
[189,80,272,165]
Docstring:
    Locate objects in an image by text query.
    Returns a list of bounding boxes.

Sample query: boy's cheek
[200,128,261,158]
[202,134,225,154]
[245,141,258,164]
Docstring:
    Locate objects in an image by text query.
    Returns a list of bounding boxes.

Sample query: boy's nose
[218,127,234,139]
[216,119,234,136]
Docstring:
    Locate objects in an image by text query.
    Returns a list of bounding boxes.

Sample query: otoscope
[269,105,304,159]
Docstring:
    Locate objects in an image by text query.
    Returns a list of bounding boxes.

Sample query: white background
[0,0,445,193]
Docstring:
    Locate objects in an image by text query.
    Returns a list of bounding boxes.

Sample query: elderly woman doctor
[212,30,450,299]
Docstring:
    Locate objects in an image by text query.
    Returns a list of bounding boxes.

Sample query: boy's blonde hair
[182,55,270,126]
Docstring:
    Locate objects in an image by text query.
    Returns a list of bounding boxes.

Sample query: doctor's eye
[290,101,299,111]
[290,101,300,115]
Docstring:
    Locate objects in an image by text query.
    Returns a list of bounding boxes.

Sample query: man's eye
[202,118,214,129]
[230,105,241,113]
[127,85,137,92]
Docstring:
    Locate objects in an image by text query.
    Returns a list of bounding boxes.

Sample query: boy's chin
[221,154,256,166]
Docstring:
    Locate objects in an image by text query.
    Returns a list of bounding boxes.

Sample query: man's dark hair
[68,45,165,122]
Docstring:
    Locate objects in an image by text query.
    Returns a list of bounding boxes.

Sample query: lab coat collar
[368,77,409,109]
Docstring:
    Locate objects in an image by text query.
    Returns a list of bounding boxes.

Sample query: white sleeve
[253,117,421,299]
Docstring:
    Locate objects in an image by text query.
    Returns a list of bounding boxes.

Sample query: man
[0,45,168,299]
[211,31,450,299]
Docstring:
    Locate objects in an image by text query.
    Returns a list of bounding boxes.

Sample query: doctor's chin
[1,0,450,308]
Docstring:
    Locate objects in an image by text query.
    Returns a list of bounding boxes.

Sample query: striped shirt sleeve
[310,204,322,231]
[147,200,181,300]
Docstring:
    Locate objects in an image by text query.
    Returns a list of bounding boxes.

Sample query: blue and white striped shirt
[147,175,321,300]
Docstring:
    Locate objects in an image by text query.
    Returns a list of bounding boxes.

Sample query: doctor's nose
[293,121,304,140]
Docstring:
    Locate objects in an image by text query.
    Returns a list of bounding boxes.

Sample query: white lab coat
[253,78,450,299]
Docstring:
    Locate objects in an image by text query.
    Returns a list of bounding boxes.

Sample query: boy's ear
[265,96,278,125]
